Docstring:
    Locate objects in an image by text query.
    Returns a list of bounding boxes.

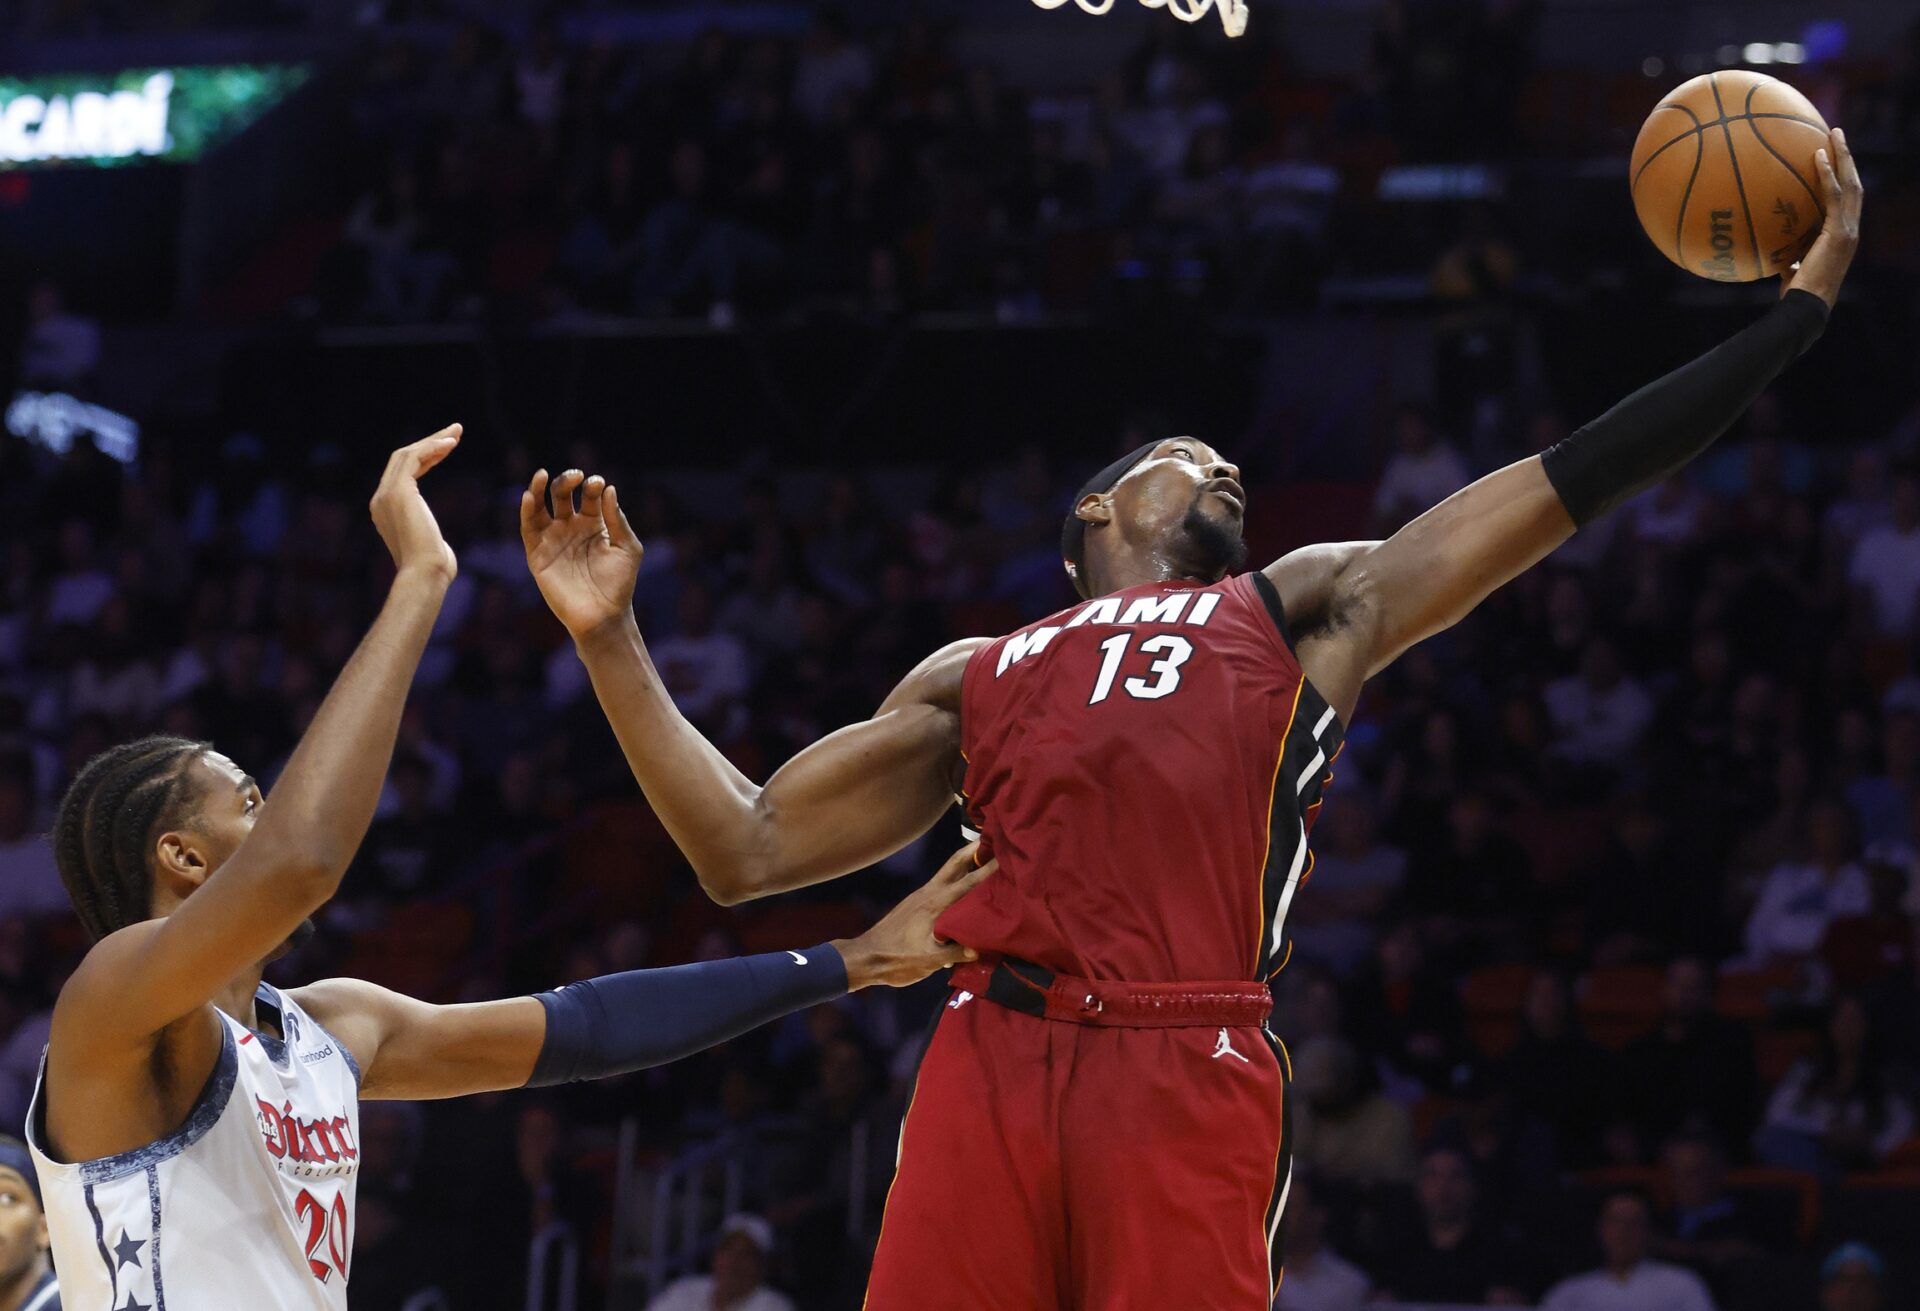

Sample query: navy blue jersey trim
[83,1183,114,1303]
[251,983,293,1070]
[145,1165,165,1310]
[21,1269,59,1311]
[59,1025,237,1186]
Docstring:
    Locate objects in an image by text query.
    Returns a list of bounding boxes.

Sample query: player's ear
[1075,491,1113,527]
[154,829,211,896]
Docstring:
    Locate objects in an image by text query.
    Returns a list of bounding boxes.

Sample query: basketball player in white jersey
[26,428,987,1311]
[0,1138,58,1311]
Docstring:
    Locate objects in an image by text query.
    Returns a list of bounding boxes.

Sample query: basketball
[1630,71,1831,283]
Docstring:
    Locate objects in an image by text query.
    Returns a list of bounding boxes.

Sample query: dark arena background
[1,1,1918,1309]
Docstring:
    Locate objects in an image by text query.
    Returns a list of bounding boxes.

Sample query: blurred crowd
[0,365,1917,1308]
[2,3,1920,1311]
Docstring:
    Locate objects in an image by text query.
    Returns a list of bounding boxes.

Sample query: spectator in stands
[0,765,61,921]
[1745,799,1870,964]
[1288,789,1406,978]
[1368,1146,1531,1306]
[17,280,99,389]
[649,583,752,740]
[1846,712,1920,849]
[647,1214,795,1311]
[1654,1133,1766,1291]
[1289,1035,1417,1187]
[1609,958,1759,1164]
[1502,972,1610,1168]
[1756,994,1917,1179]
[1275,1173,1369,1311]
[1545,637,1655,776]
[1849,472,1920,641]
[1539,1191,1717,1311]
[1370,404,1469,534]
[793,6,873,125]
[1818,1242,1888,1311]
[1821,858,1918,996]
[0,1136,56,1311]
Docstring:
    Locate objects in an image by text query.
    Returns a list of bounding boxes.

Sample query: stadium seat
[1754,1028,1821,1085]
[1459,963,1535,1058]
[1725,1166,1821,1245]
[1576,964,1665,1050]
[1716,963,1798,1022]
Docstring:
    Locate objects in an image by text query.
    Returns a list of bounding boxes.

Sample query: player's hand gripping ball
[1630,70,1831,282]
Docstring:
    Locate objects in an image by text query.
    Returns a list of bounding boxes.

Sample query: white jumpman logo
[1211,1028,1249,1062]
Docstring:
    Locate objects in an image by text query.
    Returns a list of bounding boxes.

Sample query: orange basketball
[1629,70,1830,283]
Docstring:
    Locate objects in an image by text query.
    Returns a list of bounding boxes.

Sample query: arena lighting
[1641,57,1665,78]
[1774,43,1807,64]
[0,64,308,169]
[1716,44,1740,65]
[1743,43,1776,64]
[5,391,140,464]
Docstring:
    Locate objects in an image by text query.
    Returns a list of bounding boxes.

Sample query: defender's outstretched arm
[55,428,463,1050]
[524,470,982,905]
[297,844,992,1100]
[1281,129,1861,719]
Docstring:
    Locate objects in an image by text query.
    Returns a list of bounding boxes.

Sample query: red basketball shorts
[863,958,1293,1311]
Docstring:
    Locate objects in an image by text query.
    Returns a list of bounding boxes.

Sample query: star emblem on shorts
[118,1292,150,1311]
[113,1229,145,1269]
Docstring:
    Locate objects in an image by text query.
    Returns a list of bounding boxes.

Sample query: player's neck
[0,1255,49,1311]
[1088,547,1211,597]
[212,966,269,1031]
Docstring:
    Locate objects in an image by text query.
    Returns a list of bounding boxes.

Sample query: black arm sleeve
[1539,289,1829,526]
[524,944,848,1087]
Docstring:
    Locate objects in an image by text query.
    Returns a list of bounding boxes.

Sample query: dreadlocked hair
[51,735,209,942]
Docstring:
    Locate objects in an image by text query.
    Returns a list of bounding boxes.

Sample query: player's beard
[1178,501,1248,581]
[270,917,318,962]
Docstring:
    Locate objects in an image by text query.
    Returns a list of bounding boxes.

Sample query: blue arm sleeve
[524,943,849,1087]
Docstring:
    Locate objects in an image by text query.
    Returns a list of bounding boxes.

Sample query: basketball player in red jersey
[523,133,1860,1310]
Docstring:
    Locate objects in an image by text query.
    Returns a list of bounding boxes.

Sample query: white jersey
[27,984,362,1311]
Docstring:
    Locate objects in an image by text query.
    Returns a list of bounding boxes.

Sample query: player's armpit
[291,977,546,1101]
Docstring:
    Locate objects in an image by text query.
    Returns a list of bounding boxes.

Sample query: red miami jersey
[935,572,1344,983]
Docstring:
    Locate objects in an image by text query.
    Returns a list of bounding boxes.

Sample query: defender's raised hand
[521,468,644,638]
[1781,127,1863,308]
[371,424,461,579]
[835,842,995,989]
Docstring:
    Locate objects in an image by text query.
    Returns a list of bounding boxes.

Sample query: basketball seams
[1707,74,1761,280]
[1741,86,1826,272]
[1632,102,1702,193]
[1672,128,1705,268]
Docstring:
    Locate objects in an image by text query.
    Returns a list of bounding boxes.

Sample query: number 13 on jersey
[1089,633,1193,704]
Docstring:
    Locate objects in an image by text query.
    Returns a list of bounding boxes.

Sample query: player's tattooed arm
[55,429,462,1057]
[523,469,982,904]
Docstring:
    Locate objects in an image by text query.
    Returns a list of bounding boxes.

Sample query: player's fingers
[946,858,996,899]
[410,424,462,479]
[551,469,585,519]
[931,840,982,885]
[604,484,642,555]
[1814,148,1841,207]
[931,941,979,967]
[580,474,607,528]
[1833,128,1862,195]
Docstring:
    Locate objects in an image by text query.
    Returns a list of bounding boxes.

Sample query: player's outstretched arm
[523,469,982,905]
[57,429,463,1048]
[1283,129,1861,719]
[296,844,992,1100]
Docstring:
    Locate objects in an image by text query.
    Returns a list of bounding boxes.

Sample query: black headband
[0,1138,40,1209]
[1060,441,1161,599]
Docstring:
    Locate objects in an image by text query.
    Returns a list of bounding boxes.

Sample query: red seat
[1578,965,1665,1050]
[1460,963,1536,1059]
